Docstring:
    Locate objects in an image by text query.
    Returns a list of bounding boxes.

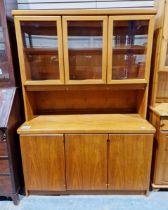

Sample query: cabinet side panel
[153,132,168,184]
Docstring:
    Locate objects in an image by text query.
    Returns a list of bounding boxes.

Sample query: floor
[0,192,168,210]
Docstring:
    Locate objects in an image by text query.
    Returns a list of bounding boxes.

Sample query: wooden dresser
[0,0,23,204]
[13,8,156,196]
[149,0,168,190]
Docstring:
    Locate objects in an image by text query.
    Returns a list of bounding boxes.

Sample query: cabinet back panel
[27,89,142,115]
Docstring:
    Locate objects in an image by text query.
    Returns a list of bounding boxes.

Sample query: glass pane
[21,21,60,80]
[67,21,103,80]
[165,42,168,66]
[0,17,10,82]
[112,20,149,80]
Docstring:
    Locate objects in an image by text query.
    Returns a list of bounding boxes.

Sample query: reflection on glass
[21,21,60,80]
[165,42,168,66]
[0,17,9,82]
[112,20,149,80]
[67,21,103,80]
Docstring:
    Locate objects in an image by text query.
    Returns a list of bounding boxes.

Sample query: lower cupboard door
[108,134,153,191]
[65,134,108,190]
[20,135,66,192]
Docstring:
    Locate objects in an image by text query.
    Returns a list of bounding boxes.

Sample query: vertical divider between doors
[107,134,110,190]
[57,16,65,84]
[63,134,67,190]
[105,16,109,83]
[107,17,113,84]
[102,16,108,84]
[62,17,69,84]
[60,16,65,84]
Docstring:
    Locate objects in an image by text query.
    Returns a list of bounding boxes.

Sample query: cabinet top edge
[12,8,157,16]
[150,103,168,117]
[17,114,156,135]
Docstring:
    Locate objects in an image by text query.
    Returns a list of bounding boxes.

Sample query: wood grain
[0,176,13,193]
[108,134,153,190]
[0,159,10,174]
[149,0,168,105]
[65,134,107,190]
[20,135,66,191]
[12,8,156,16]
[17,114,155,135]
[0,143,8,157]
[158,0,168,72]
[153,132,168,185]
[27,89,139,116]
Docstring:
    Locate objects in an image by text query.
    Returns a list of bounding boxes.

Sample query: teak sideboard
[13,8,156,195]
[149,0,168,190]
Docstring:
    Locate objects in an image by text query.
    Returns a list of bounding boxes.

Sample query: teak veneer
[14,8,156,196]
[18,114,155,134]
[18,114,155,195]
[12,8,156,16]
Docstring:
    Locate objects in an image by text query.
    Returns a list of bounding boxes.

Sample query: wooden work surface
[150,103,168,116]
[0,87,16,127]
[18,114,155,134]
[12,8,156,16]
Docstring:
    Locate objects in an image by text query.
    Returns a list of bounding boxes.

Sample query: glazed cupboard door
[108,16,154,84]
[159,0,168,71]
[65,134,108,190]
[20,135,66,192]
[108,134,153,191]
[14,16,64,85]
[63,16,108,84]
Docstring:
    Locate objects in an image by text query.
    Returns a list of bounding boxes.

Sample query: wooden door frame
[107,15,154,84]
[62,16,108,85]
[14,16,64,85]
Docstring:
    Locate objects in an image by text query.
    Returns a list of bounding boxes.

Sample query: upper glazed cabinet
[16,17,64,84]
[108,16,153,84]
[15,15,154,85]
[63,16,107,84]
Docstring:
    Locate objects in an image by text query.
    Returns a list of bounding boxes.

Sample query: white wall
[17,0,154,9]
